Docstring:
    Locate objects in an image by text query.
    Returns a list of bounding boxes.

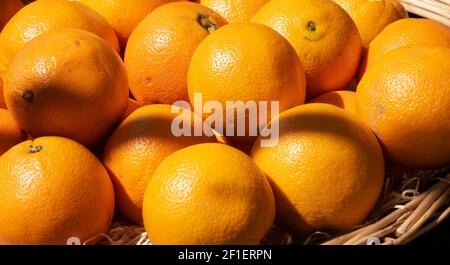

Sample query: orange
[362,18,450,75]
[0,0,23,30]
[125,2,227,105]
[103,104,216,224]
[122,98,143,120]
[0,109,27,156]
[143,143,275,244]
[77,0,186,50]
[333,0,407,48]
[251,104,385,237]
[308,90,357,115]
[0,0,119,76]
[188,23,306,143]
[356,45,450,169]
[229,141,255,155]
[197,0,269,23]
[252,0,362,98]
[4,29,128,147]
[0,136,114,244]
[0,76,5,108]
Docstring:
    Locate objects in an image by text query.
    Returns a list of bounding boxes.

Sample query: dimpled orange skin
[252,0,362,98]
[0,0,119,76]
[361,19,450,75]
[308,90,357,115]
[0,109,27,156]
[125,2,227,105]
[356,46,450,169]
[333,0,407,48]
[143,143,275,245]
[197,0,270,23]
[103,104,216,224]
[251,104,385,237]
[4,29,129,147]
[188,23,306,142]
[0,0,23,31]
[77,0,186,50]
[0,137,115,244]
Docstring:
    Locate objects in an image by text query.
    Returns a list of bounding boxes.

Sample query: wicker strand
[400,0,450,26]
[396,175,450,236]
[396,186,450,244]
[323,173,450,245]
[322,192,426,245]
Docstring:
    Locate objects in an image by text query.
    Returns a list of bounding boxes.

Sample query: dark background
[411,218,449,245]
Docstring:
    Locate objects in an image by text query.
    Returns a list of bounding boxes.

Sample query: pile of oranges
[0,0,449,245]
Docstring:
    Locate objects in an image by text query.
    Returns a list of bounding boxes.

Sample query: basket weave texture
[94,0,450,246]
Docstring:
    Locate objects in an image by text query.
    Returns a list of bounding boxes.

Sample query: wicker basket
[400,0,450,27]
[89,1,450,246]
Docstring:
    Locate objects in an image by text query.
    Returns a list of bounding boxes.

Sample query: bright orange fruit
[0,136,115,244]
[125,2,227,105]
[251,104,384,237]
[77,0,186,49]
[103,104,216,224]
[143,143,275,244]
[4,29,128,147]
[0,77,5,108]
[333,0,407,48]
[361,18,450,75]
[357,45,450,169]
[197,0,269,23]
[308,90,357,115]
[122,98,143,120]
[252,0,362,98]
[0,0,119,76]
[188,23,306,143]
[0,109,27,156]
